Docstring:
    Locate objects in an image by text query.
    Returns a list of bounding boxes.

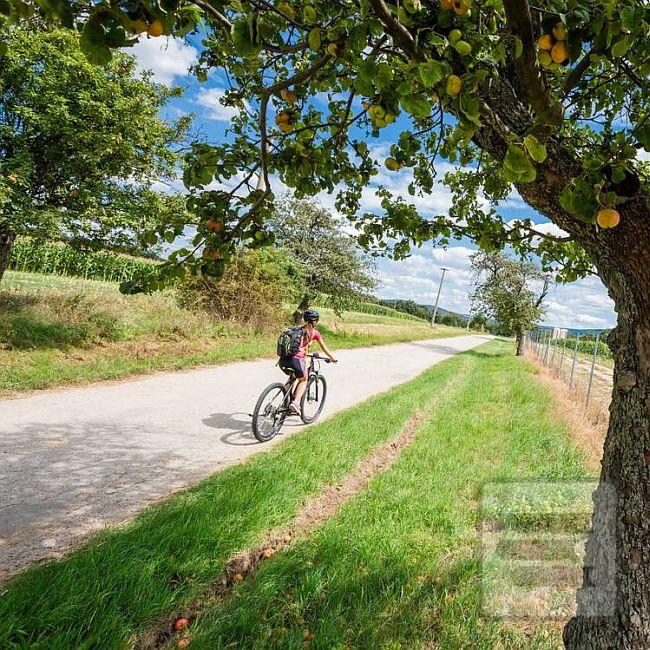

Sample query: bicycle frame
[283,354,323,399]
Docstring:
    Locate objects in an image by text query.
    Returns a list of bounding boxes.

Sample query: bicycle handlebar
[307,353,337,363]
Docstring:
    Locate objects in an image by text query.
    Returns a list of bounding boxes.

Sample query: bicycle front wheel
[300,374,327,424]
[252,382,289,442]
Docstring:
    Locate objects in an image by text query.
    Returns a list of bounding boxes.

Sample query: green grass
[0,341,593,649]
[186,342,592,649]
[0,271,465,395]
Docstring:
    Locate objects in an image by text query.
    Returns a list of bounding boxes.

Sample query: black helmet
[303,309,320,323]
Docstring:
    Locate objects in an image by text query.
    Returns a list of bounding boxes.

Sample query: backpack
[277,326,306,359]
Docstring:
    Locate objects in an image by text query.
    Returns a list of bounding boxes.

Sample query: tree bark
[563,197,650,648]
[0,231,15,283]
[515,329,524,356]
[292,293,310,325]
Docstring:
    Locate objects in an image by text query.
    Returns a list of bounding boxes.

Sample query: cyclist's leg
[289,359,308,413]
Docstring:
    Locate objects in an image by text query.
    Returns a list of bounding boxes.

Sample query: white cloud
[131,36,198,85]
[375,245,616,329]
[195,88,249,121]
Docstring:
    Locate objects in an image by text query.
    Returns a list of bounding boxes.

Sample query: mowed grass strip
[0,344,471,648]
[183,341,594,649]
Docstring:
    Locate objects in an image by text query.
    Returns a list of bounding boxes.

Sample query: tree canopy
[269,195,378,321]
[0,25,190,277]
[470,250,546,353]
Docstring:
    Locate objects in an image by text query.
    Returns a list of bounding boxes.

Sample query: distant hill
[380,299,469,324]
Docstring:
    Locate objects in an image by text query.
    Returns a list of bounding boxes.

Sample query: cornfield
[8,239,156,283]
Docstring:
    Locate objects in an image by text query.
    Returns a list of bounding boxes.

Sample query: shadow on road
[201,412,259,446]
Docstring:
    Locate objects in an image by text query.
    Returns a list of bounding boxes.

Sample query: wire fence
[524,330,613,428]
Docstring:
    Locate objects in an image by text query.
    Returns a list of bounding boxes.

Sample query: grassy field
[0,271,465,396]
[0,341,594,648]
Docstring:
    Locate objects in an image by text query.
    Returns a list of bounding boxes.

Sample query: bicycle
[251,354,332,442]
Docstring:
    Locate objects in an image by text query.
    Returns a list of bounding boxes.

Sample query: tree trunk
[292,293,310,325]
[468,67,650,648]
[0,231,15,283]
[515,329,524,356]
[563,202,650,648]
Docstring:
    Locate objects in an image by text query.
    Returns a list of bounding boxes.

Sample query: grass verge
[180,342,594,649]
[0,341,593,649]
[0,271,465,396]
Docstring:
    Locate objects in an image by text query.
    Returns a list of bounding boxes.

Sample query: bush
[176,248,297,330]
[8,238,156,282]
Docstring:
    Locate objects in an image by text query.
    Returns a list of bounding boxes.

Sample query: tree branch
[190,0,232,31]
[562,48,594,97]
[501,0,563,135]
[368,0,416,55]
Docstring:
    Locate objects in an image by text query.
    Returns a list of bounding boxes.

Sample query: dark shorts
[279,356,307,379]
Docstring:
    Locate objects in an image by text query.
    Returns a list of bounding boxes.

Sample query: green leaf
[513,36,523,59]
[503,145,536,183]
[523,134,547,163]
[559,186,576,213]
[308,27,321,52]
[620,5,642,31]
[79,22,111,65]
[231,19,260,56]
[610,35,629,58]
[400,95,431,119]
[418,60,447,87]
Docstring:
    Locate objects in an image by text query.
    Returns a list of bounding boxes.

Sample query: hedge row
[8,239,156,283]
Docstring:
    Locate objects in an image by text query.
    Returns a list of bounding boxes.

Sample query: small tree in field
[470,251,547,355]
[269,196,378,323]
[0,25,189,282]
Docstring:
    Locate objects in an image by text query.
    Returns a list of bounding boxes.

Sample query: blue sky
[132,36,618,330]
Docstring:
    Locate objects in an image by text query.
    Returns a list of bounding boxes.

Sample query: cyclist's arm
[317,338,337,362]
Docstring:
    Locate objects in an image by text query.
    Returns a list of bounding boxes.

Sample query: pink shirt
[294,328,323,358]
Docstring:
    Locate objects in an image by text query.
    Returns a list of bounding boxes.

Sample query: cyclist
[280,309,337,414]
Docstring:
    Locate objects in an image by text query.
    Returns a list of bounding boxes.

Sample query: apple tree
[470,250,547,354]
[0,24,190,281]
[4,0,650,645]
[269,195,378,323]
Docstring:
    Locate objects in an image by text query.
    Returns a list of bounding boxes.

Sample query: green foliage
[4,0,648,295]
[322,296,424,321]
[440,312,464,327]
[8,239,156,282]
[269,196,378,313]
[176,248,298,330]
[0,25,188,274]
[569,335,613,361]
[470,251,545,339]
[381,298,431,321]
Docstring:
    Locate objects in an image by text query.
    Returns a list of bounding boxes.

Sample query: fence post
[585,332,600,408]
[544,332,551,366]
[568,334,580,390]
[559,335,567,378]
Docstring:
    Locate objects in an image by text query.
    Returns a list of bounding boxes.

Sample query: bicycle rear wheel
[252,382,289,442]
[300,374,327,424]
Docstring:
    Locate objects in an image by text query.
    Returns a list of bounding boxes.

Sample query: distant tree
[441,312,463,328]
[380,299,430,321]
[470,252,548,356]
[468,314,490,332]
[269,196,378,323]
[0,25,190,281]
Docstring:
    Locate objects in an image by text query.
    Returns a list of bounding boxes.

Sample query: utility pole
[430,267,450,328]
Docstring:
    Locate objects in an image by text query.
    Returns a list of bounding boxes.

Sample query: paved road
[0,335,490,579]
